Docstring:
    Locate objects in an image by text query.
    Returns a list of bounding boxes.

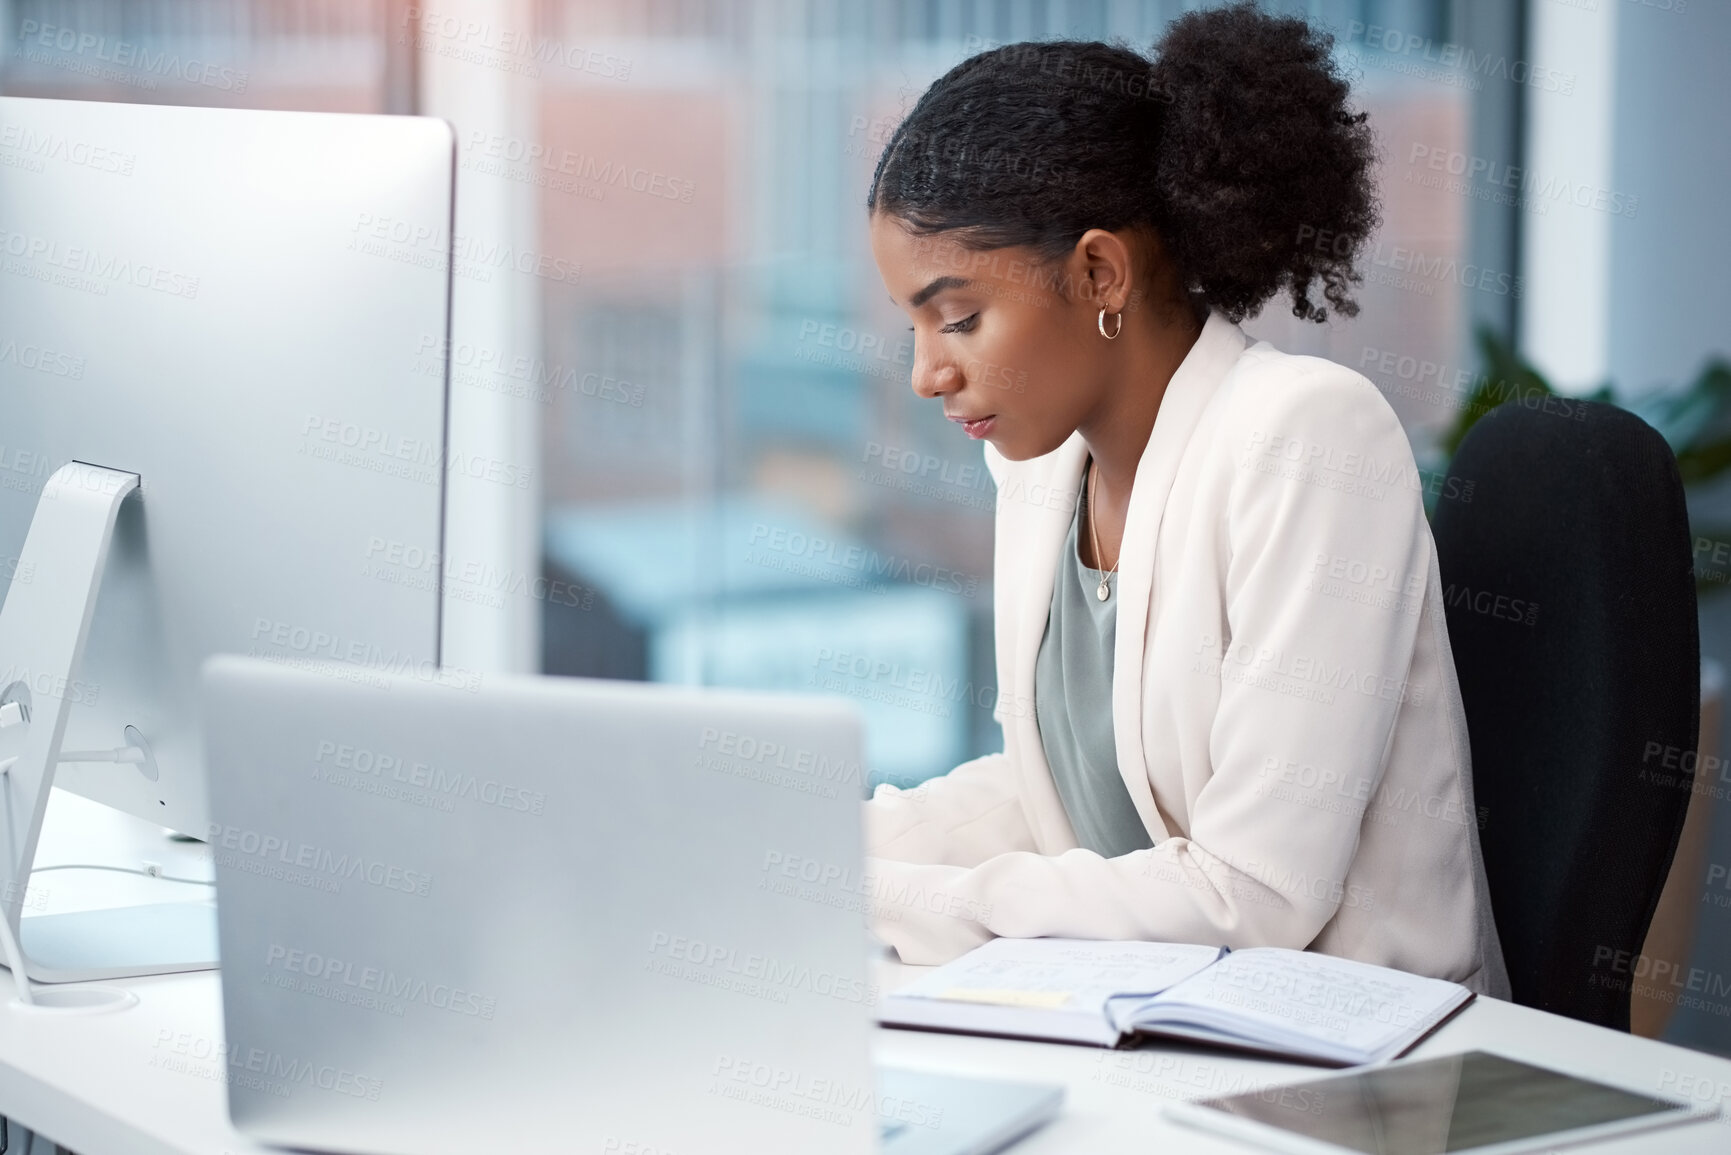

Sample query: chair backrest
[1432,399,1699,1030]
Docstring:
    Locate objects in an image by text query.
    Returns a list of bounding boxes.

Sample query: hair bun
[1148,2,1380,322]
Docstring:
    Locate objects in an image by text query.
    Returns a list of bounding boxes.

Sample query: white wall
[1522,0,1731,397]
[1604,0,1731,396]
[1518,0,1618,394]
[417,0,543,674]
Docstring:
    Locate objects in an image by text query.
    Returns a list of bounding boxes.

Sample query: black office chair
[1431,399,1699,1031]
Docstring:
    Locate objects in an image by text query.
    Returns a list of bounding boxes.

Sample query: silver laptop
[201,655,1060,1155]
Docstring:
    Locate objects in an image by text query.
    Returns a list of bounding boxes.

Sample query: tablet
[1163,1050,1717,1155]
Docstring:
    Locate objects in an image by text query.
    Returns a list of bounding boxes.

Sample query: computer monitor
[0,95,453,982]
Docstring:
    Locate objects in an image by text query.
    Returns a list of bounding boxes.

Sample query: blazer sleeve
[861,439,1040,868]
[866,365,1432,964]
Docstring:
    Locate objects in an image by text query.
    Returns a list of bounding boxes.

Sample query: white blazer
[863,307,1511,998]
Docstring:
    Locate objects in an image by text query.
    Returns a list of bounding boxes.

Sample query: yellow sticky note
[937,987,1073,1009]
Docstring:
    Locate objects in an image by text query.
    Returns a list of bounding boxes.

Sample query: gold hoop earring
[1097,307,1123,340]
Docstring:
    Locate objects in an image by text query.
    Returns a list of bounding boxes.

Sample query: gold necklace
[1086,458,1120,602]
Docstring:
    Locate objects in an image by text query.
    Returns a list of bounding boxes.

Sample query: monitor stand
[0,462,218,1000]
[18,902,217,981]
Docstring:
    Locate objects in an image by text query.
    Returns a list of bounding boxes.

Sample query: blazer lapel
[1111,308,1247,842]
[1005,434,1090,850]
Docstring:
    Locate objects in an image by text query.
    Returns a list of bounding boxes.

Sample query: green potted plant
[1425,325,1731,596]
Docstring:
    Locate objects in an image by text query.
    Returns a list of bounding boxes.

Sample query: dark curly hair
[866,2,1380,324]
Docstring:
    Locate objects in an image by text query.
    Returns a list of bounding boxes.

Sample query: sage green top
[1033,469,1155,858]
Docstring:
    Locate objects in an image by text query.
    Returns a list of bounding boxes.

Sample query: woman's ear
[1073,228,1136,313]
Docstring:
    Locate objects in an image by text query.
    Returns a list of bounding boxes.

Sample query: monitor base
[9,985,138,1013]
[14,902,219,983]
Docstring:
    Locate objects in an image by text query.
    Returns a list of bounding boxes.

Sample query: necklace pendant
[1096,578,1111,602]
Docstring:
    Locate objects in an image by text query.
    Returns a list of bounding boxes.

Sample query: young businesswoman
[861,3,1510,997]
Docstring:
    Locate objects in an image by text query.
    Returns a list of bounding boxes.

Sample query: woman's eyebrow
[907,275,970,309]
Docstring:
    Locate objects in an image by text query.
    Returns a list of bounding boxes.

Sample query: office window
[2,0,403,112]
[0,0,1510,785]
[525,0,1493,789]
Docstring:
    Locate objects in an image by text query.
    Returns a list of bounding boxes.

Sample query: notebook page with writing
[1120,947,1472,1065]
[882,937,1226,1046]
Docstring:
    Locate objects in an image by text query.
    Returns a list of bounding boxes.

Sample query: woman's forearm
[863,751,1039,867]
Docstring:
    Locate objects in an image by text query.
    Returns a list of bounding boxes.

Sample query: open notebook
[879,938,1474,1067]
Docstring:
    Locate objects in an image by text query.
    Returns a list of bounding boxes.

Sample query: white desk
[6,962,1731,1155]
[5,793,1731,1153]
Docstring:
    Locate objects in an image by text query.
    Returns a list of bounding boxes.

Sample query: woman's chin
[992,429,1069,463]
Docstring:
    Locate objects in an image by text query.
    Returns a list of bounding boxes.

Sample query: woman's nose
[910,345,960,400]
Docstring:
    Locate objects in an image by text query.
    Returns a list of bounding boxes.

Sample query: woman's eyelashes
[905,313,980,335]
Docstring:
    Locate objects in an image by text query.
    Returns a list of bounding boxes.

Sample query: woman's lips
[951,415,997,440]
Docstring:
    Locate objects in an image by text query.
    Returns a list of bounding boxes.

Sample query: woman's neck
[1079,295,1207,510]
